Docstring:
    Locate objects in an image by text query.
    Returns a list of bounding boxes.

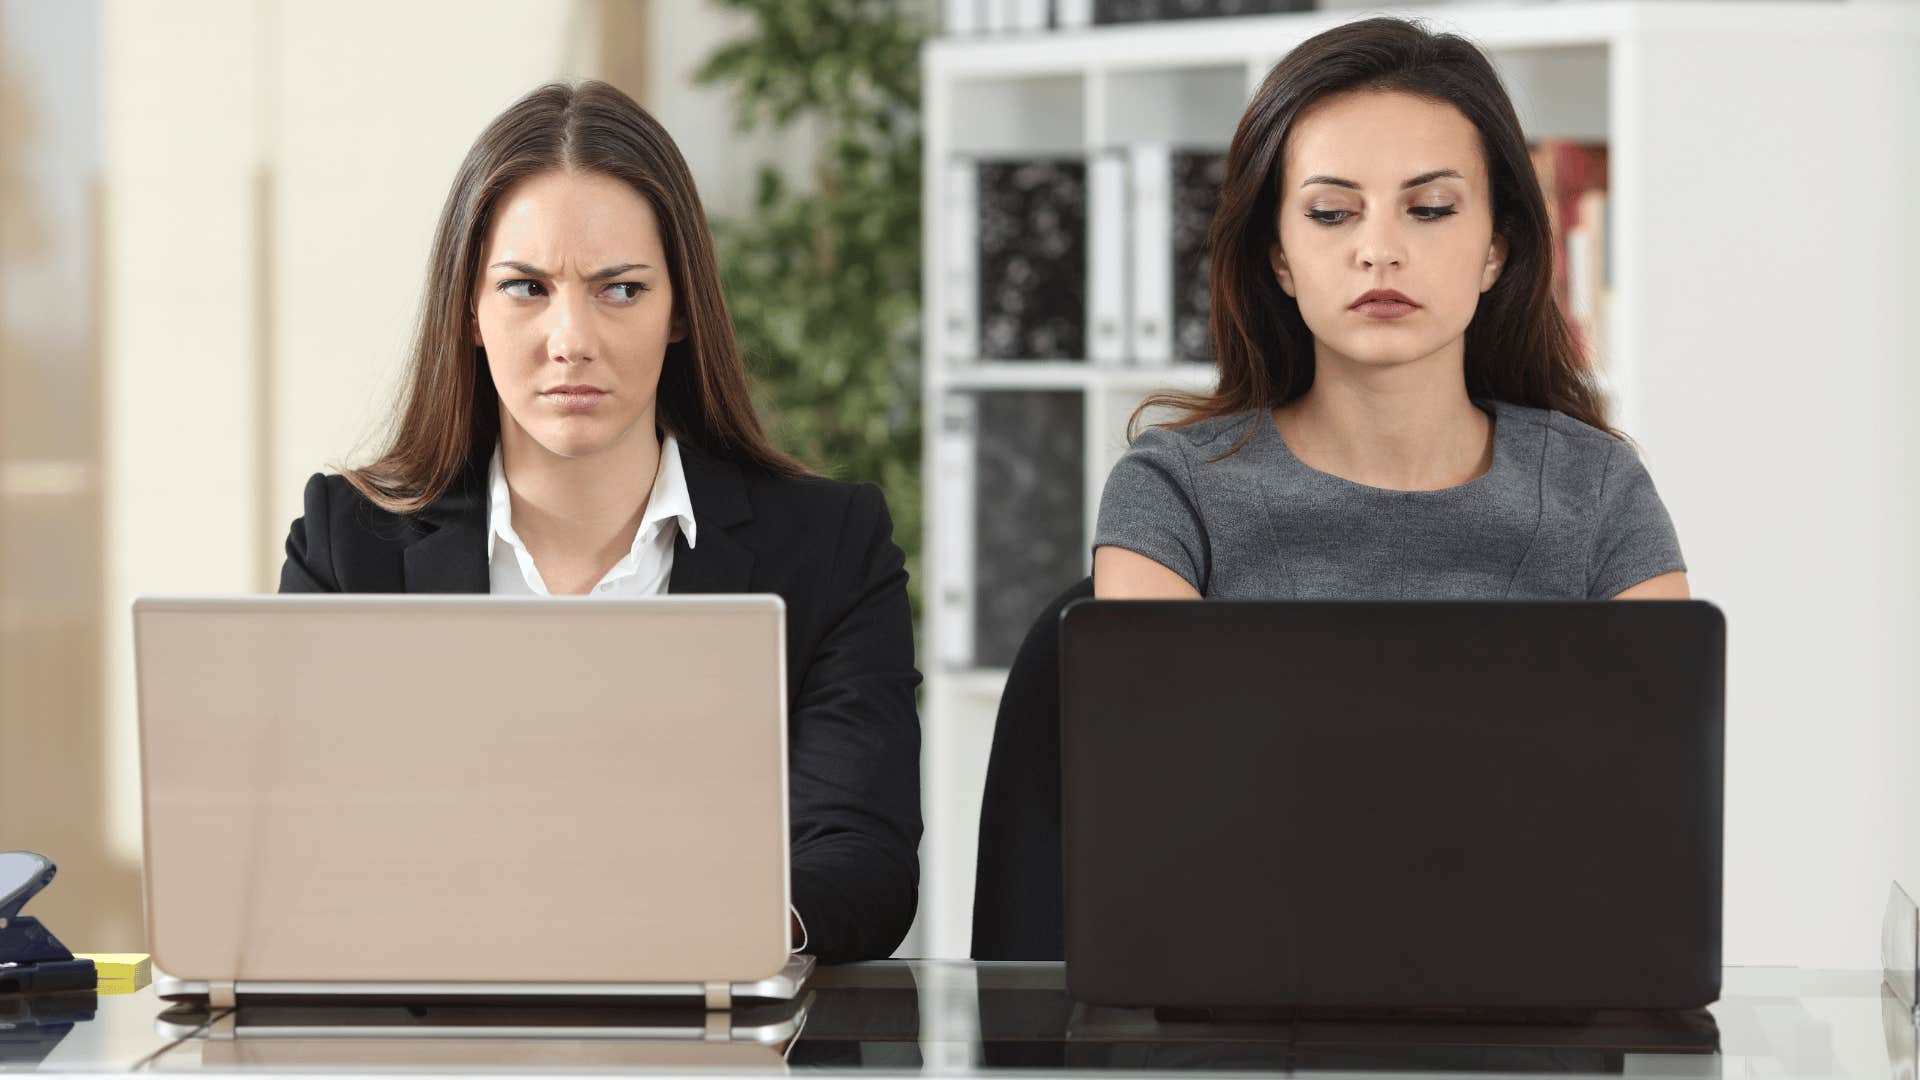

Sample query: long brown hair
[1137,16,1615,446]
[347,80,805,513]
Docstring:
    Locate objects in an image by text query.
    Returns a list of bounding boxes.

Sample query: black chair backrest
[970,575,1095,961]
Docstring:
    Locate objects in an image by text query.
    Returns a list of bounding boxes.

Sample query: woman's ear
[1268,241,1296,298]
[669,308,689,345]
[1480,233,1509,293]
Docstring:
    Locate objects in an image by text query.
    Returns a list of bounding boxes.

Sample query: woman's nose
[1356,219,1407,270]
[545,289,598,364]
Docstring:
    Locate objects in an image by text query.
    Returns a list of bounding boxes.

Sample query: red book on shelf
[1528,140,1609,360]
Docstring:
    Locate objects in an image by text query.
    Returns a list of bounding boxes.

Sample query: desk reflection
[972,965,1720,1074]
[48,961,1919,1076]
[0,989,97,1067]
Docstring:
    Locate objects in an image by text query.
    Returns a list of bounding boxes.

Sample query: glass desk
[5,962,1914,1076]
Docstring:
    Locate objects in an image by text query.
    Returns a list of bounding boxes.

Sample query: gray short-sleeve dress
[1093,400,1685,600]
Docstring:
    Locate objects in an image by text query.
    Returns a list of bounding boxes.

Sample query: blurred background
[2,0,1915,969]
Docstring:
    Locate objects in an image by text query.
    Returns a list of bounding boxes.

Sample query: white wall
[1601,23,1919,971]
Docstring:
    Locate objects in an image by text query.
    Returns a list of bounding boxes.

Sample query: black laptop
[1059,600,1725,1012]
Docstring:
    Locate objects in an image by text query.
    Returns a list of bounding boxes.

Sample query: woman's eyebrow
[1300,168,1464,190]
[487,260,653,279]
[587,262,652,280]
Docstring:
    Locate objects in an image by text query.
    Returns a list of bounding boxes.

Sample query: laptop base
[153,954,816,1007]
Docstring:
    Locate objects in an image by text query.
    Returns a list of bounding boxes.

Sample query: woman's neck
[1273,345,1493,492]
[498,414,660,594]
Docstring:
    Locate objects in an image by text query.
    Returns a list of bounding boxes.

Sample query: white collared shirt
[487,436,697,597]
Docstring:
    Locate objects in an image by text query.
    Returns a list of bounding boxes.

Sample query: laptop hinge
[209,980,237,1009]
[703,981,731,1011]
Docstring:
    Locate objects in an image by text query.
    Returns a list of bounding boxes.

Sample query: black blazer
[279,440,922,963]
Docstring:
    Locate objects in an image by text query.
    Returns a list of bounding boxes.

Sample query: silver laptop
[132,595,812,1007]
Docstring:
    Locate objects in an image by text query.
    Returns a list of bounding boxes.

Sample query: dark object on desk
[0,851,97,995]
[1060,600,1726,1011]
[0,988,97,1066]
[972,575,1094,960]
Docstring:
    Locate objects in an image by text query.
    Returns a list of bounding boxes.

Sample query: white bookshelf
[911,1,1920,966]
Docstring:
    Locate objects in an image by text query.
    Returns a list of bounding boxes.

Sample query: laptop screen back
[134,595,789,986]
[1060,600,1724,1010]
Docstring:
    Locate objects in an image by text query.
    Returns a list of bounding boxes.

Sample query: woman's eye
[1307,205,1457,226]
[603,282,649,302]
[497,279,544,299]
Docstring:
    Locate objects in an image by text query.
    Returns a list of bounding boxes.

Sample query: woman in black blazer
[278,81,919,964]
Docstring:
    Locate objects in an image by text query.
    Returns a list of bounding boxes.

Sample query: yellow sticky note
[74,953,152,992]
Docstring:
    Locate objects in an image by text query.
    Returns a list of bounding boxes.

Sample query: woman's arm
[786,483,922,963]
[1093,546,1203,599]
[1589,443,1686,599]
[279,473,341,592]
[1612,570,1690,600]
[1091,425,1210,599]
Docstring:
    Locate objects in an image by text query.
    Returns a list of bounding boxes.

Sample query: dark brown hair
[1136,16,1615,445]
[347,80,804,513]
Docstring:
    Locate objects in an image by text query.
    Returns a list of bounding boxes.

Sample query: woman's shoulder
[1490,398,1631,457]
[307,467,478,535]
[717,463,908,587]
[1126,411,1267,470]
[739,465,888,520]
[699,453,903,561]
[1486,399,1653,498]
[304,470,395,506]
[686,437,886,518]
[281,468,465,592]
[1491,397,1632,447]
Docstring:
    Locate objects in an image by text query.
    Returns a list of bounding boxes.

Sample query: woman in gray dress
[1095,18,1687,603]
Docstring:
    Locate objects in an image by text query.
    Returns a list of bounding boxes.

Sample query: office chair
[970,575,1094,961]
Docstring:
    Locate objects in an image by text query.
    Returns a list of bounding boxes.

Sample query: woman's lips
[543,388,607,411]
[1352,300,1418,319]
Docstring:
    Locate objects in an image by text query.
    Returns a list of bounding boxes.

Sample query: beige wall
[101,1,264,884]
[87,0,641,945]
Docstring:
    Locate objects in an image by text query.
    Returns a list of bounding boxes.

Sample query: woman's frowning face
[473,167,683,463]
